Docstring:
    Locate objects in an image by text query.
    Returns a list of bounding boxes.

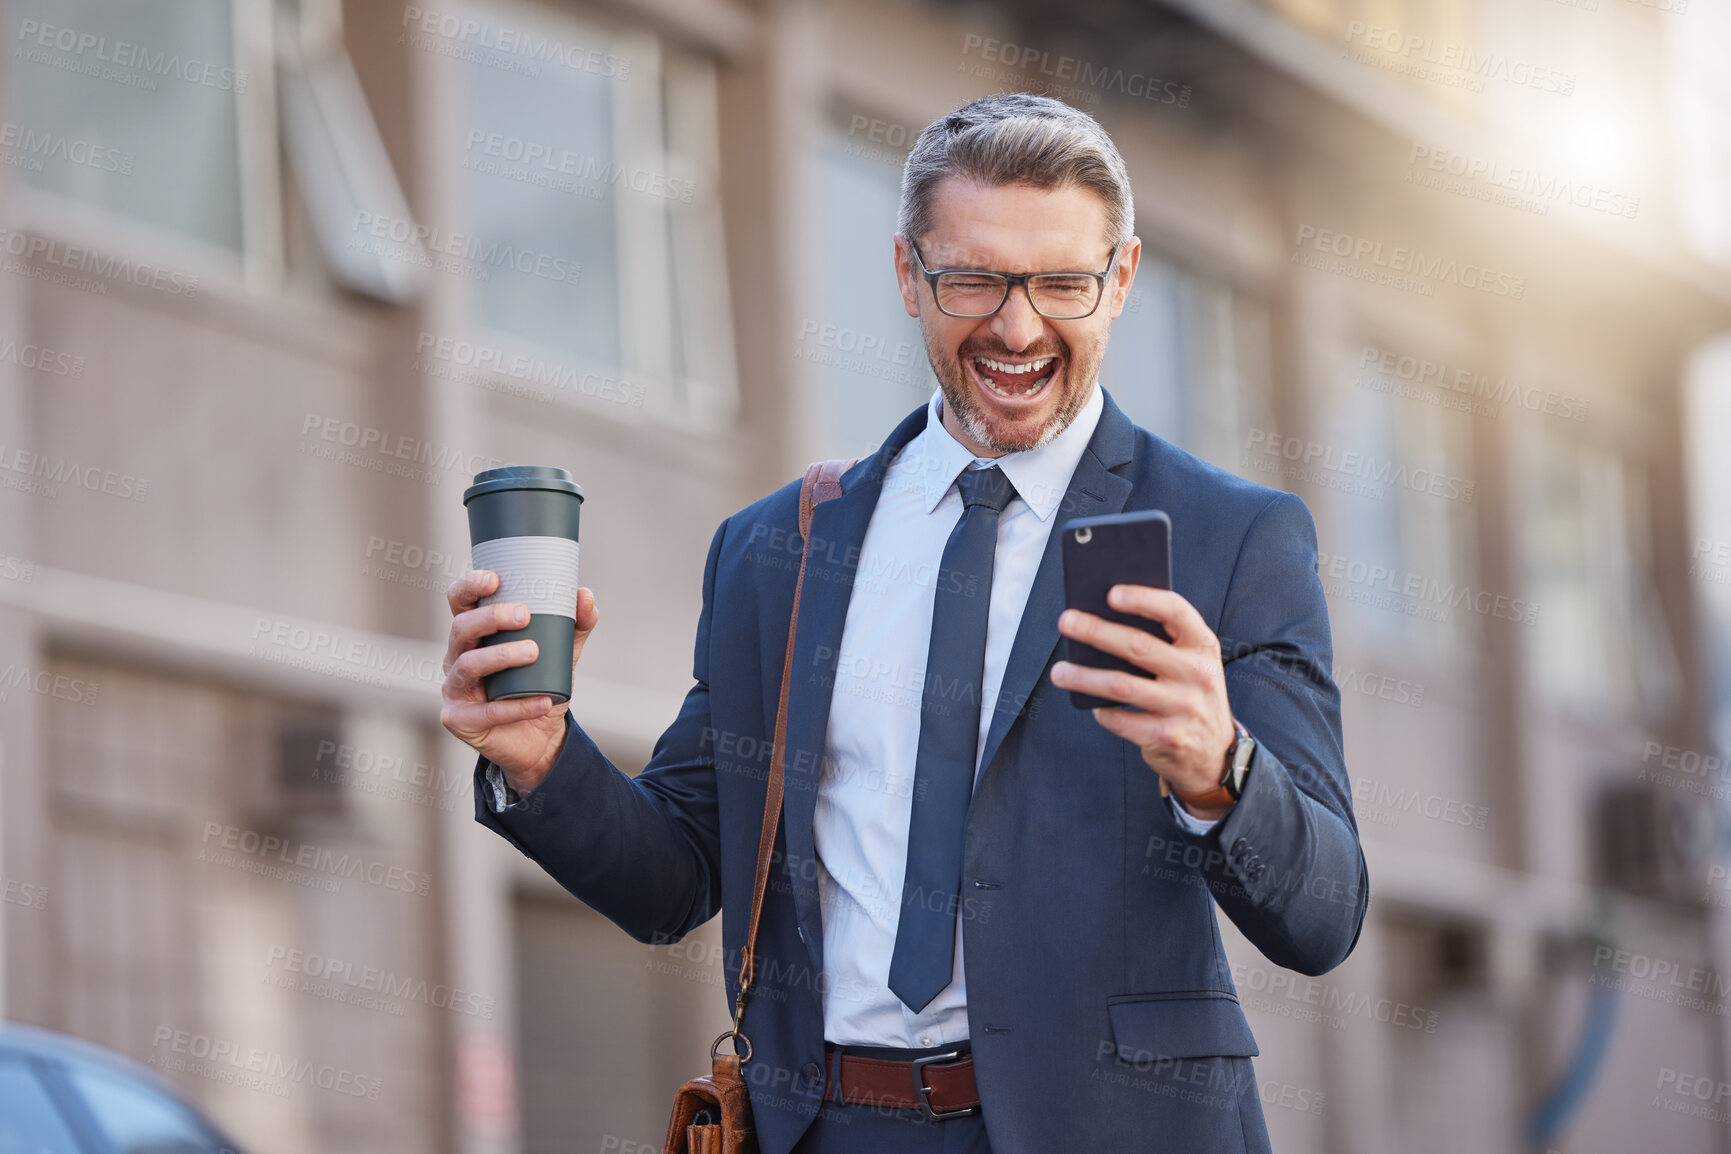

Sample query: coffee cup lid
[464,465,584,504]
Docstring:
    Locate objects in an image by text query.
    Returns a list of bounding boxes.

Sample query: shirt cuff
[1167,794,1221,835]
[484,763,523,812]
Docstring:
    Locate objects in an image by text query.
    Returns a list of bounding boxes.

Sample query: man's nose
[990,283,1048,352]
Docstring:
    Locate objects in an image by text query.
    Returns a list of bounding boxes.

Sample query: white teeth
[972,354,1057,399]
[973,355,1054,375]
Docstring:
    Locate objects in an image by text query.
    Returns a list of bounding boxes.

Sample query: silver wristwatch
[1222,718,1255,800]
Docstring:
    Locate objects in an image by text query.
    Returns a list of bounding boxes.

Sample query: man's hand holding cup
[441,573,599,796]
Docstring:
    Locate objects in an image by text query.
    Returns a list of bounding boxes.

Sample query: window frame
[1522,421,1678,722]
[448,0,741,431]
[3,0,284,296]
[1315,328,1486,673]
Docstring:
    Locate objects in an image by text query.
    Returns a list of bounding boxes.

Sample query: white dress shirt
[485,382,1218,1047]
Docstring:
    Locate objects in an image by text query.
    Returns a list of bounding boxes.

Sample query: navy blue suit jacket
[476,389,1368,1154]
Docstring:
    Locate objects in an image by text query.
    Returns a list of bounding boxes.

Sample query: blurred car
[0,1021,245,1153]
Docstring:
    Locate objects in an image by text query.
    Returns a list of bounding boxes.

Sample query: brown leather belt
[823,1047,980,1120]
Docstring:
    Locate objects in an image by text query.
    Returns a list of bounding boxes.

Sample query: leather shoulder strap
[734,458,858,1029]
[800,457,851,539]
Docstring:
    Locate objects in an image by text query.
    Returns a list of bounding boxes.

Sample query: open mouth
[967,353,1061,403]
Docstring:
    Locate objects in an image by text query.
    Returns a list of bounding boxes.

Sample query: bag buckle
[910,1051,976,1120]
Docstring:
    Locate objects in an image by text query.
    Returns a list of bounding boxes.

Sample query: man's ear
[1107,236,1142,321]
[894,233,922,318]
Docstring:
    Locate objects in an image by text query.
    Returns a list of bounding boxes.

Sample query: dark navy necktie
[888,463,1016,1013]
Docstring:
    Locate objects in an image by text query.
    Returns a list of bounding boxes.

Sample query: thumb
[571,588,599,665]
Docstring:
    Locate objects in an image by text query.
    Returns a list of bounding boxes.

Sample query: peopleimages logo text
[1407,144,1639,220]
[1294,225,1525,299]
[1317,549,1535,626]
[351,212,582,285]
[149,1027,380,1099]
[16,20,248,91]
[1357,345,1588,421]
[265,946,495,1019]
[0,226,198,297]
[1245,429,1475,503]
[463,130,694,202]
[960,34,1191,107]
[0,443,149,501]
[0,121,133,174]
[200,821,432,895]
[399,6,629,78]
[248,616,444,687]
[1343,22,1574,95]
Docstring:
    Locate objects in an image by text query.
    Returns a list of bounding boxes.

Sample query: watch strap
[1160,718,1252,812]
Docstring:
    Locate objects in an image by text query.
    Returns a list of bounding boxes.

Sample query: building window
[1099,259,1188,445]
[40,656,443,1149]
[813,120,930,458]
[458,0,737,418]
[1382,913,1519,1154]
[8,0,423,298]
[1316,343,1481,659]
[1102,263,1272,467]
[514,891,722,1154]
[1526,425,1681,720]
[1686,339,1731,755]
[1669,3,1731,269]
[8,0,263,262]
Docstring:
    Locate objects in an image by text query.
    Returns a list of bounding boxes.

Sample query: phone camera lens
[1074,528,1092,544]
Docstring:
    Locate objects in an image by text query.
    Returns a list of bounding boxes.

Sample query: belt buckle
[909,1050,976,1121]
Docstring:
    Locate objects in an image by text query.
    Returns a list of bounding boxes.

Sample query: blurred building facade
[0,0,1729,1152]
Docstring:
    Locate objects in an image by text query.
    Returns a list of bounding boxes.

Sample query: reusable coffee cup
[463,466,584,703]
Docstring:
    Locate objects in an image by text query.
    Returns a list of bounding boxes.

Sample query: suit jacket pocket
[1105,991,1260,1062]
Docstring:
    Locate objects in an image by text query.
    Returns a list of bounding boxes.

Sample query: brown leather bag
[662,458,856,1154]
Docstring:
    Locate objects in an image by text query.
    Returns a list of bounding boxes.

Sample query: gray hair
[897,93,1134,252]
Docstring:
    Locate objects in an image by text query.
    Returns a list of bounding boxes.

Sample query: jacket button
[802,1061,823,1087]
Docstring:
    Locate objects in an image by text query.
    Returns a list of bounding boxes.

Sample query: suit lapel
[779,405,930,969]
[975,389,1138,781]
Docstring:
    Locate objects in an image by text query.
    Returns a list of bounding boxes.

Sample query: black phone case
[1059,510,1173,710]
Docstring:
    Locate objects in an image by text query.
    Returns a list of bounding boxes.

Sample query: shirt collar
[911,382,1104,522]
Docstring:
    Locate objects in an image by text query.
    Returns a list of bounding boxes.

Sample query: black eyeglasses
[909,240,1122,320]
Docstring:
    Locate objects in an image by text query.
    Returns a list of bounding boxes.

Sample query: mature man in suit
[441,93,1367,1154]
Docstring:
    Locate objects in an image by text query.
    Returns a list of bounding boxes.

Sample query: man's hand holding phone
[441,570,599,796]
[1051,536,1237,822]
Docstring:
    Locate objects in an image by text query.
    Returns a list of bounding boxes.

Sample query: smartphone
[1059,510,1173,710]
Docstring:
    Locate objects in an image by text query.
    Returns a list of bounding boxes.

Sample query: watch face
[1227,732,1254,798]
